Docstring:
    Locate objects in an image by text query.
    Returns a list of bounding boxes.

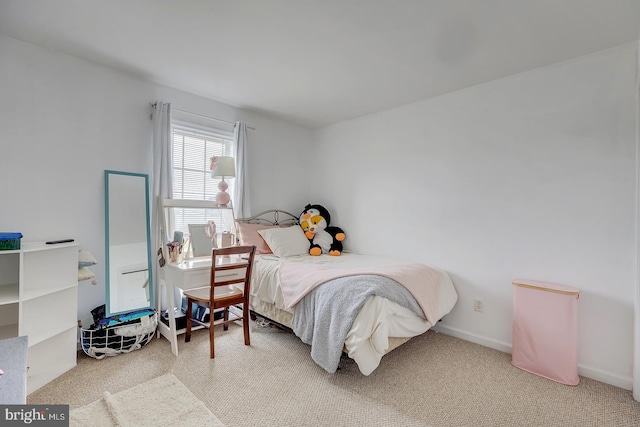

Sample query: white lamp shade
[210,156,236,178]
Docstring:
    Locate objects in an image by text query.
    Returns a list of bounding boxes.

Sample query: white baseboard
[432,324,633,390]
[431,324,512,354]
[577,364,633,390]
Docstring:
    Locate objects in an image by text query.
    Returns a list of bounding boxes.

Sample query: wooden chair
[184,245,256,358]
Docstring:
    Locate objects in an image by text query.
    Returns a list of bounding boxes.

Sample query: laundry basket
[511,279,580,386]
[81,309,157,359]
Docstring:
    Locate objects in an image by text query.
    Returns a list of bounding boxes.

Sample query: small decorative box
[0,232,23,251]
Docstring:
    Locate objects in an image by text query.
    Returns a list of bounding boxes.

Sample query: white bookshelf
[0,240,79,394]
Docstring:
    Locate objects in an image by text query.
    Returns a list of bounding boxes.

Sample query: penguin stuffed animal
[299,204,346,256]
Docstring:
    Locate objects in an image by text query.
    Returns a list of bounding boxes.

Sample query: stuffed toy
[299,204,346,256]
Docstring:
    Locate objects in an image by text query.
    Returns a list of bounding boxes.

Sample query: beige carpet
[29,322,640,426]
[70,373,224,426]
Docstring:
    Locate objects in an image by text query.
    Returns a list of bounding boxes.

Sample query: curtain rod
[150,103,255,130]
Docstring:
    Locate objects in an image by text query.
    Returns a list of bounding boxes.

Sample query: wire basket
[81,312,158,359]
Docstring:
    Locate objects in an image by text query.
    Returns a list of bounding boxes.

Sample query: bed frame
[236,209,299,226]
[236,209,298,330]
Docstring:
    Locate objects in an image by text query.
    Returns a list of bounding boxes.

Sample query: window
[171,123,235,236]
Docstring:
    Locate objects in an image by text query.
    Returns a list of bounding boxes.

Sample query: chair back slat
[214,278,246,287]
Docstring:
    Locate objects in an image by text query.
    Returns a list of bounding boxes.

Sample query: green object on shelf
[0,232,23,250]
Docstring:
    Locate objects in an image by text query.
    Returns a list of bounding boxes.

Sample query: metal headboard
[236,209,299,226]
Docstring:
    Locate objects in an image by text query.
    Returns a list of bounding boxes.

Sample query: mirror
[187,224,216,257]
[105,170,153,316]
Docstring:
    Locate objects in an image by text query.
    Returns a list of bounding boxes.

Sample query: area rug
[70,373,224,426]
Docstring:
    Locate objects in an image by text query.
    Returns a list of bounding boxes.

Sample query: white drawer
[214,267,245,282]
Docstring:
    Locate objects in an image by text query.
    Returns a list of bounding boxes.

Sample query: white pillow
[257,226,309,257]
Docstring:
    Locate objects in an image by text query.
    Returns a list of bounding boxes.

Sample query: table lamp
[210,156,235,207]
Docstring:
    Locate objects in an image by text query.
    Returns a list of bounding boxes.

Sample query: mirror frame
[104,170,153,316]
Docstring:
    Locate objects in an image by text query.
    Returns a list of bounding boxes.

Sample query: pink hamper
[511,279,580,386]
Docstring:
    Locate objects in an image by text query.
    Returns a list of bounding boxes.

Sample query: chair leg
[209,317,215,358]
[223,307,229,331]
[185,298,192,343]
[243,302,250,346]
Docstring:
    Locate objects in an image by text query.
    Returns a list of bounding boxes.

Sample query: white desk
[157,255,247,356]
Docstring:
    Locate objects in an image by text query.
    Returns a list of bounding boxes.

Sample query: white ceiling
[1,0,638,129]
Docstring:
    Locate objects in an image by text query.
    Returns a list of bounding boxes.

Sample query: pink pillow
[236,223,289,254]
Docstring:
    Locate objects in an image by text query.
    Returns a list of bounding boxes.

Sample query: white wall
[313,43,638,388]
[0,34,313,326]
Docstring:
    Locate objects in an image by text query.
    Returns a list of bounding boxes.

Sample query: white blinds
[171,124,235,236]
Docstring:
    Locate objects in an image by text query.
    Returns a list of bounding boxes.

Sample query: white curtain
[233,121,250,218]
[150,102,173,311]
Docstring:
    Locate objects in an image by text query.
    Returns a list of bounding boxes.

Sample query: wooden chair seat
[186,285,243,302]
[183,245,256,358]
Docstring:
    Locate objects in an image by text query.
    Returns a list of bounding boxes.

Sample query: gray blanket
[291,274,424,373]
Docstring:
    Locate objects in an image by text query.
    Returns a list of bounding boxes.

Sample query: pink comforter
[279,261,443,326]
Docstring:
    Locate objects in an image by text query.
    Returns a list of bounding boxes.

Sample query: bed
[236,210,458,375]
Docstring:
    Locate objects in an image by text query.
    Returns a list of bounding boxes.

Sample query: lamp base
[216,191,230,206]
[215,179,230,206]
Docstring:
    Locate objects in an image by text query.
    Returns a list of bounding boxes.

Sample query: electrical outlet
[474,299,484,312]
